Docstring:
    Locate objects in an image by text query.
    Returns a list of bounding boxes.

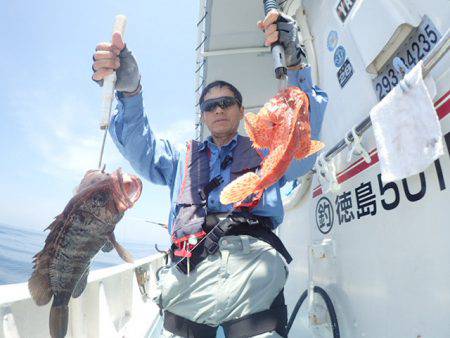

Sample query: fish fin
[244,110,274,149]
[260,145,285,175]
[72,268,89,298]
[220,172,261,204]
[49,303,69,338]
[101,240,114,252]
[28,270,52,306]
[295,140,325,160]
[108,233,134,263]
[44,215,64,232]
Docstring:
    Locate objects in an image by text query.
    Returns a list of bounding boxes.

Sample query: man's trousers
[156,235,289,338]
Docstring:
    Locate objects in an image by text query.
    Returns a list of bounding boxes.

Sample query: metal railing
[194,0,209,141]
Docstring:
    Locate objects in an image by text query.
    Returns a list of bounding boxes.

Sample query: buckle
[246,218,259,226]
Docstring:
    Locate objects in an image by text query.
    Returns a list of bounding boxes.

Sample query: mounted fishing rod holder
[315,153,340,194]
[306,239,339,335]
[344,126,371,164]
[135,266,151,299]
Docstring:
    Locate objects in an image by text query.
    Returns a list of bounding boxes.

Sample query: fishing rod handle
[100,15,127,129]
[263,0,287,79]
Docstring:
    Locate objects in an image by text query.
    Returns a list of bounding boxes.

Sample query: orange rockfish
[220,86,324,205]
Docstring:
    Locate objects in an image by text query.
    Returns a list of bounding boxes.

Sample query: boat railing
[0,253,166,338]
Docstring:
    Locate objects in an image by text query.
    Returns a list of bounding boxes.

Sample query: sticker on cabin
[327,31,338,51]
[336,0,357,23]
[337,58,354,88]
[334,46,346,67]
[316,197,334,234]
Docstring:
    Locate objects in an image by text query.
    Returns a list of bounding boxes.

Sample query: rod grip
[100,15,127,130]
[263,0,287,79]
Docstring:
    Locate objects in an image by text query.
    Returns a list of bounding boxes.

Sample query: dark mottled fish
[28,168,142,338]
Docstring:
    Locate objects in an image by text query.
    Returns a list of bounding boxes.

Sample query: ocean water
[0,222,162,285]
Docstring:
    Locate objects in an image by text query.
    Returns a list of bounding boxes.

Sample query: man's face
[201,86,244,139]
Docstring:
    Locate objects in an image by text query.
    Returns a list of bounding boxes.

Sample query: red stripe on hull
[436,97,450,120]
[312,90,449,198]
[434,90,450,106]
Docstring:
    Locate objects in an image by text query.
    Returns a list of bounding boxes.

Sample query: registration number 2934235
[372,16,441,101]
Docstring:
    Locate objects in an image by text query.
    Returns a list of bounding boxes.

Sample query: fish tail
[306,140,325,157]
[220,172,261,205]
[28,270,52,306]
[295,140,325,160]
[49,294,70,338]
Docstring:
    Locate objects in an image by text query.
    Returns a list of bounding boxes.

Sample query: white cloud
[10,88,123,181]
[155,118,196,151]
[10,84,197,182]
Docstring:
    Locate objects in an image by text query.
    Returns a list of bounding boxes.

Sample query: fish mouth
[112,168,143,212]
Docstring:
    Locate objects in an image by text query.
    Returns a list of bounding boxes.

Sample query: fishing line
[98,129,108,169]
[127,216,168,228]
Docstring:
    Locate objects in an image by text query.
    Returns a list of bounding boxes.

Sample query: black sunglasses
[200,96,241,113]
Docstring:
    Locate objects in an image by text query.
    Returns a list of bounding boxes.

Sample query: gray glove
[277,13,306,67]
[93,45,141,93]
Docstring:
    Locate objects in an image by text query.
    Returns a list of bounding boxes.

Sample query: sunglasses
[200,96,241,113]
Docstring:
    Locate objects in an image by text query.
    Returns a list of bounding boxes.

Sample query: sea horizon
[0,222,167,285]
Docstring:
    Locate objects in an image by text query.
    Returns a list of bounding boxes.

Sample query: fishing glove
[277,13,306,68]
[93,45,141,93]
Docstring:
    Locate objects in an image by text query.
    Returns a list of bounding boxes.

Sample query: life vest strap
[172,213,292,274]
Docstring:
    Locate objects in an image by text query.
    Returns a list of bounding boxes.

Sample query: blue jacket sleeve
[284,66,328,181]
[108,92,180,188]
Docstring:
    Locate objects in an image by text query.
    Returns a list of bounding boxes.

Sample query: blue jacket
[109,67,328,232]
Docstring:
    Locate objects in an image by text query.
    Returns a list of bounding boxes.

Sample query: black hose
[286,286,340,338]
[286,289,308,332]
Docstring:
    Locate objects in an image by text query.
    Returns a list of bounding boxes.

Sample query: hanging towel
[370,60,443,183]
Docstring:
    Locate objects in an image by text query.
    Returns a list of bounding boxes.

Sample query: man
[92,10,327,338]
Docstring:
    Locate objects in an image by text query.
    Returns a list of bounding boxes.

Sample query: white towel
[370,60,443,183]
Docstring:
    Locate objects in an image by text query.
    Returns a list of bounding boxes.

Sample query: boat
[1,0,449,337]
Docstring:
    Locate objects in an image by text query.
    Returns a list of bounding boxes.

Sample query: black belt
[171,212,292,274]
[163,289,288,338]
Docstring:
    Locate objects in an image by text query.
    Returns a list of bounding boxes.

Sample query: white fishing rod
[77,15,130,281]
[98,15,127,170]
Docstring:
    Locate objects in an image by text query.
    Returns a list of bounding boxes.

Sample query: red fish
[28,168,142,338]
[220,87,324,205]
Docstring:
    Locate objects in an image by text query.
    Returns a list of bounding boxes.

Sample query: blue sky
[0,1,199,246]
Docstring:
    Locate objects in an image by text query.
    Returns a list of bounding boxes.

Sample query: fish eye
[74,212,85,223]
[92,191,108,207]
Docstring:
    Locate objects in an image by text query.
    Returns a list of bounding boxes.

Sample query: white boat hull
[0,255,166,338]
